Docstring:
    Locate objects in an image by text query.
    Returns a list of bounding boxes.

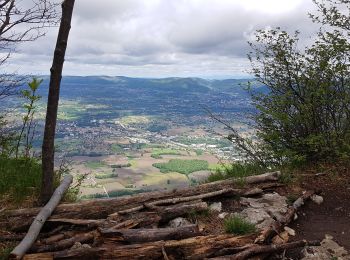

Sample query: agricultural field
[74,143,220,199]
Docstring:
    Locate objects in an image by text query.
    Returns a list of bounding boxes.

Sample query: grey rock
[302,234,350,260]
[218,212,228,219]
[209,202,222,212]
[238,192,289,230]
[311,194,324,205]
[284,226,296,236]
[168,217,191,228]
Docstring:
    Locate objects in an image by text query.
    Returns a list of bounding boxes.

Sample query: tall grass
[224,215,256,235]
[0,156,42,204]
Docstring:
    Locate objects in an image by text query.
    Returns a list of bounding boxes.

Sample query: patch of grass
[111,163,131,168]
[151,148,182,159]
[84,161,106,169]
[195,149,203,156]
[286,194,299,205]
[110,144,124,154]
[224,215,256,235]
[119,115,151,125]
[207,163,266,183]
[95,173,118,179]
[0,156,42,204]
[153,159,209,175]
[278,172,293,184]
[151,154,162,159]
[129,159,138,168]
[0,246,13,260]
[187,208,210,221]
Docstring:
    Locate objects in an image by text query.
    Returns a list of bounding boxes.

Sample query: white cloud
[10,0,318,78]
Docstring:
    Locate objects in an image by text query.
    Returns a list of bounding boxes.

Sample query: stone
[71,242,82,250]
[301,234,350,260]
[218,212,228,219]
[284,226,296,236]
[238,192,289,230]
[271,230,289,244]
[168,217,191,228]
[311,194,324,205]
[209,202,222,212]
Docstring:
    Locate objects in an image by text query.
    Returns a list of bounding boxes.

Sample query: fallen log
[209,240,320,260]
[2,171,280,231]
[117,188,237,215]
[158,201,208,222]
[10,175,73,259]
[23,234,254,259]
[30,231,95,253]
[99,224,201,243]
[255,190,315,244]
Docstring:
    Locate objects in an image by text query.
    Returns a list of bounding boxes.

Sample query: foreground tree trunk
[40,0,75,204]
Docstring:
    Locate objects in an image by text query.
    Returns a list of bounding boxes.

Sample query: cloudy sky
[8,0,318,79]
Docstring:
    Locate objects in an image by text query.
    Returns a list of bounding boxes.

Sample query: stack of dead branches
[0,171,319,259]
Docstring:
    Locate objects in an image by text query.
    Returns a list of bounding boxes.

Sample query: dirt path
[283,169,350,259]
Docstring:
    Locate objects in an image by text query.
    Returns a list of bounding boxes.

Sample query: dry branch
[99,225,201,243]
[23,234,255,259]
[210,240,320,260]
[10,175,73,259]
[1,171,280,231]
[30,231,95,253]
[255,190,315,244]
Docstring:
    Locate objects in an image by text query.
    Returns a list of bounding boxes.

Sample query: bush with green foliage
[14,78,42,158]
[248,28,350,164]
[224,215,256,235]
[224,0,350,166]
[0,156,42,203]
[153,159,209,174]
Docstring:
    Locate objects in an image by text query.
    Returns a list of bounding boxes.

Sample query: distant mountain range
[36,76,266,98]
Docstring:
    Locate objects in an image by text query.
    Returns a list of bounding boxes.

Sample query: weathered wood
[23,234,254,259]
[210,240,320,260]
[118,188,236,215]
[10,175,73,259]
[30,231,95,253]
[255,190,315,244]
[2,171,280,232]
[99,225,200,243]
[158,201,208,222]
[46,218,105,227]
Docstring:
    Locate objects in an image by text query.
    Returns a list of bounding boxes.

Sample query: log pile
[0,171,320,259]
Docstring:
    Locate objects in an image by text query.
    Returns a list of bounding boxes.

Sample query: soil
[280,166,350,259]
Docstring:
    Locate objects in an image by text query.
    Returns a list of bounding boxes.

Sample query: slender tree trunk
[40,0,75,204]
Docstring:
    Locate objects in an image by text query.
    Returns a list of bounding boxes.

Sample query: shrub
[0,156,42,204]
[224,215,256,235]
[246,23,350,165]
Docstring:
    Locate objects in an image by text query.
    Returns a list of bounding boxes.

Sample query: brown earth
[276,165,350,259]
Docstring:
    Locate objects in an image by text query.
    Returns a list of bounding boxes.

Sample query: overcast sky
[7,0,318,79]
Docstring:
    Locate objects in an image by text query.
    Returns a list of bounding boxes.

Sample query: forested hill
[35,76,266,98]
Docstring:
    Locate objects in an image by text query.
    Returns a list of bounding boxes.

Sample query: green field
[151,148,182,159]
[85,161,106,169]
[153,159,209,175]
[95,172,118,179]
